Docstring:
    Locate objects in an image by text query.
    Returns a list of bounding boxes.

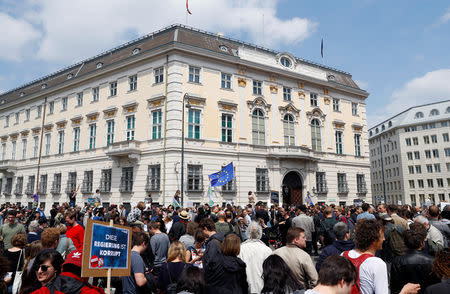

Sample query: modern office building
[368,100,450,206]
[0,24,370,210]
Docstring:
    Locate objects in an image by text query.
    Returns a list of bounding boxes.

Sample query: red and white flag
[186,0,192,15]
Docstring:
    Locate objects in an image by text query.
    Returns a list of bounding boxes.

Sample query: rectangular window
[337,173,348,193]
[446,148,450,157]
[427,179,434,188]
[82,171,93,193]
[414,151,420,159]
[354,134,361,156]
[427,164,433,173]
[352,102,358,116]
[58,131,64,154]
[129,75,137,91]
[89,124,96,149]
[26,175,35,195]
[62,97,68,111]
[447,162,450,171]
[283,87,291,101]
[22,139,27,159]
[66,172,77,194]
[221,73,231,89]
[437,178,444,187]
[152,110,162,140]
[33,136,39,157]
[357,174,367,193]
[409,180,415,188]
[48,101,54,115]
[333,98,340,111]
[73,127,80,152]
[188,109,201,139]
[253,80,262,95]
[126,115,135,141]
[221,114,233,143]
[413,137,418,145]
[438,193,445,202]
[433,149,439,158]
[431,134,437,143]
[92,87,99,102]
[5,178,12,195]
[51,173,62,194]
[315,172,327,193]
[335,131,343,155]
[187,165,203,191]
[11,141,16,160]
[1,143,5,160]
[189,66,200,83]
[443,133,449,142]
[110,82,117,96]
[415,165,422,174]
[425,150,431,158]
[430,123,436,129]
[15,113,19,124]
[107,120,115,146]
[434,164,441,173]
[310,93,318,106]
[100,169,112,192]
[120,167,133,192]
[14,176,23,195]
[45,133,51,155]
[424,136,430,144]
[77,93,83,107]
[418,179,424,188]
[39,174,47,194]
[37,105,42,118]
[283,115,295,146]
[408,166,414,174]
[154,67,164,84]
[405,138,411,146]
[25,109,30,121]
[256,168,269,192]
[146,164,161,191]
[410,194,416,204]
[5,115,9,127]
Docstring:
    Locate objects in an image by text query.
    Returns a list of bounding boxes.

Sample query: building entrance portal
[282,171,303,205]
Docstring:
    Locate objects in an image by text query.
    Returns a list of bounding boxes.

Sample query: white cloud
[20,0,316,63]
[440,8,450,24]
[368,69,450,126]
[355,80,368,90]
[0,12,41,61]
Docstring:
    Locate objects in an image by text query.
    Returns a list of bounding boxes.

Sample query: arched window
[382,125,385,131]
[446,106,450,113]
[430,109,439,116]
[283,114,295,146]
[252,109,265,145]
[311,119,321,151]
[388,121,392,127]
[415,112,424,119]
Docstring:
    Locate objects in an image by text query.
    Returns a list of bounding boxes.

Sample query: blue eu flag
[209,162,234,187]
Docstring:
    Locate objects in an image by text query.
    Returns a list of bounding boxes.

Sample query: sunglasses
[37,265,53,272]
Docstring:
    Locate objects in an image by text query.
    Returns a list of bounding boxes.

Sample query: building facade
[368,100,450,206]
[0,25,370,210]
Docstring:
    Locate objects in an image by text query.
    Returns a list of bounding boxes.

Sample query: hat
[63,249,83,268]
[179,210,190,221]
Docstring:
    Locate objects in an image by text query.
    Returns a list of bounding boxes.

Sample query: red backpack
[342,251,373,294]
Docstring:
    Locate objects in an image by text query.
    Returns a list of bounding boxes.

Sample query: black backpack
[165,263,185,294]
[321,221,336,246]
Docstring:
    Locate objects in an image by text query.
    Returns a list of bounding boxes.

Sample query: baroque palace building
[0,25,370,210]
[368,100,450,206]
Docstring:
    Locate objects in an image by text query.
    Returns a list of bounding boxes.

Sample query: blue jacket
[315,240,355,271]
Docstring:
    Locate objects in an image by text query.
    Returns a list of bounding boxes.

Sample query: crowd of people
[0,198,449,294]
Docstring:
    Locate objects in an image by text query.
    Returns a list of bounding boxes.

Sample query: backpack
[387,226,407,258]
[165,263,185,294]
[342,251,373,294]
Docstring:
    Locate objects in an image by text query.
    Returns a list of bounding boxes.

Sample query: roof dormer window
[96,62,103,69]
[327,74,335,81]
[41,84,47,89]
[280,57,292,68]
[430,109,439,116]
[20,92,25,97]
[388,121,392,127]
[415,112,424,119]
[446,106,450,113]
[132,48,141,55]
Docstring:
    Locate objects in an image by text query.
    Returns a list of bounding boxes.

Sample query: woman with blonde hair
[158,241,189,293]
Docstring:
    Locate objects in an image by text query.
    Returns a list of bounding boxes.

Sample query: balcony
[50,183,61,195]
[65,181,76,194]
[357,185,368,195]
[222,181,237,193]
[105,140,141,164]
[81,180,93,194]
[313,183,328,195]
[38,183,47,195]
[14,184,23,196]
[337,183,349,194]
[145,176,160,192]
[25,183,34,195]
[0,160,17,173]
[119,177,133,193]
[98,180,111,193]
[267,145,317,160]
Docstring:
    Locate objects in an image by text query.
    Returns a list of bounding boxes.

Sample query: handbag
[12,249,24,294]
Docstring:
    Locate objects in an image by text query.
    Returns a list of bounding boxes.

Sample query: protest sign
[82,219,131,278]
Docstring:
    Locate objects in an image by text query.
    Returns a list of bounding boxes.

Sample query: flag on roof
[321,38,324,59]
[186,0,192,14]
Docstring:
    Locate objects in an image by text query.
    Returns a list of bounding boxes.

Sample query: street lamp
[180,93,191,208]
[379,138,392,204]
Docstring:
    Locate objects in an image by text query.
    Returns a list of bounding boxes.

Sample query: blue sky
[0,0,449,126]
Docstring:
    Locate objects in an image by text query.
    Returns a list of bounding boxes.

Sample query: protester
[425,248,450,293]
[388,204,409,231]
[27,220,41,243]
[169,210,189,242]
[273,227,318,289]
[0,256,9,294]
[357,203,376,221]
[176,266,206,294]
[342,219,388,294]
[315,222,354,271]
[55,224,76,258]
[260,254,302,294]
[0,210,26,250]
[415,215,444,247]
[149,221,170,274]
[3,233,26,291]
[41,228,61,250]
[427,206,450,246]
[28,249,64,294]
[186,230,206,268]
[291,205,315,254]
[180,222,197,249]
[320,207,337,247]
[65,211,84,250]
[122,232,149,294]
[217,234,248,293]
[158,241,189,292]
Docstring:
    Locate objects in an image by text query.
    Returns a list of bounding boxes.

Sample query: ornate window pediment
[86,111,99,123]
[71,115,83,126]
[247,97,271,114]
[147,95,165,109]
[56,120,67,129]
[279,103,300,120]
[306,107,326,122]
[218,99,237,112]
[44,123,53,133]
